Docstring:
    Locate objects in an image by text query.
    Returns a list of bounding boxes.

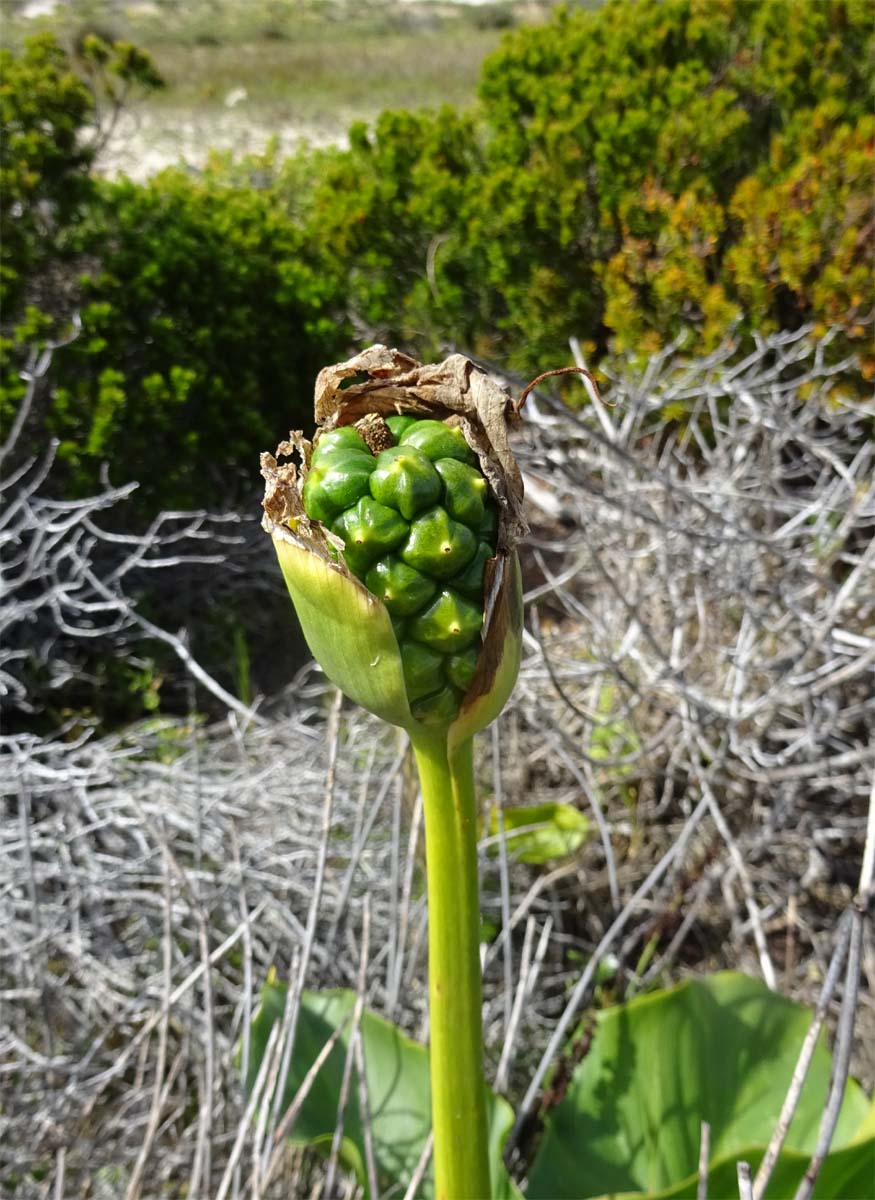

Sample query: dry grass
[146,27,503,117]
[8,0,519,178]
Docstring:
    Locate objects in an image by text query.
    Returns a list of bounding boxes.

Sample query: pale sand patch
[95,105,349,181]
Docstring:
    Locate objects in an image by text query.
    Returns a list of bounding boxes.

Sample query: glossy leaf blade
[598,1136,875,1200]
[527,972,872,1200]
[247,980,523,1200]
[486,801,590,865]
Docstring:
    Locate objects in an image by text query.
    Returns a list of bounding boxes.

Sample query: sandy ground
[96,103,348,180]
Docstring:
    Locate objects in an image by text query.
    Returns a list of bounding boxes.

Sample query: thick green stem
[411,730,491,1200]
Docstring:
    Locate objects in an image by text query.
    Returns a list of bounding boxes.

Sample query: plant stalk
[411,730,491,1200]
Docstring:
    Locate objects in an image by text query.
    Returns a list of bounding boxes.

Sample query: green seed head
[263,347,526,736]
[310,420,491,723]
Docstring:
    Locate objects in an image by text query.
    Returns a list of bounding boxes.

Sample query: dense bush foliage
[1,33,96,422]
[0,33,93,315]
[1,37,346,511]
[51,167,344,509]
[308,0,873,374]
[2,0,872,517]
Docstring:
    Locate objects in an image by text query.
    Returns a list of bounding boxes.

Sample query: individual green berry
[411,683,464,727]
[449,541,493,601]
[401,507,477,580]
[446,647,479,692]
[407,588,483,653]
[401,641,446,702]
[302,450,376,525]
[311,427,370,464]
[385,414,418,439]
[365,555,437,616]
[369,445,443,521]
[400,419,477,466]
[434,458,488,529]
[331,496,409,577]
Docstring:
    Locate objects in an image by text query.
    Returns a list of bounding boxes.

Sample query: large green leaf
[602,1135,875,1200]
[527,972,873,1200]
[247,978,523,1199]
[486,801,590,864]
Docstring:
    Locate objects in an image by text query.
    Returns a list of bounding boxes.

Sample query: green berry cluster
[302,416,498,724]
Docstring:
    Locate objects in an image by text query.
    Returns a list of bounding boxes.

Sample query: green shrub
[474,0,873,368]
[727,111,875,380]
[302,107,488,361]
[3,2,872,520]
[51,163,345,509]
[1,36,346,511]
[0,32,95,315]
[301,0,873,374]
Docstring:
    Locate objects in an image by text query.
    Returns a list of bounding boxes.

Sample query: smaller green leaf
[245,979,522,1200]
[487,801,590,864]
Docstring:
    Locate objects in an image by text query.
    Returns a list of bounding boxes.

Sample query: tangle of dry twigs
[1,327,873,1197]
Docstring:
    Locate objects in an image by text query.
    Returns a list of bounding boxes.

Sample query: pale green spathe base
[273,536,415,729]
[273,534,523,744]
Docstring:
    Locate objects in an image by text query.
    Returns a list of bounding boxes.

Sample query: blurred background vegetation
[2,0,873,725]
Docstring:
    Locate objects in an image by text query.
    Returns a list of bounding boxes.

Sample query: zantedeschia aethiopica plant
[261,345,527,1198]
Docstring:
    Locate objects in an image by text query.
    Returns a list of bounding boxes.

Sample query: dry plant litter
[1,327,873,1197]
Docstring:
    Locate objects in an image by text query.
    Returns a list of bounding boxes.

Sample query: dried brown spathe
[312,344,528,548]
